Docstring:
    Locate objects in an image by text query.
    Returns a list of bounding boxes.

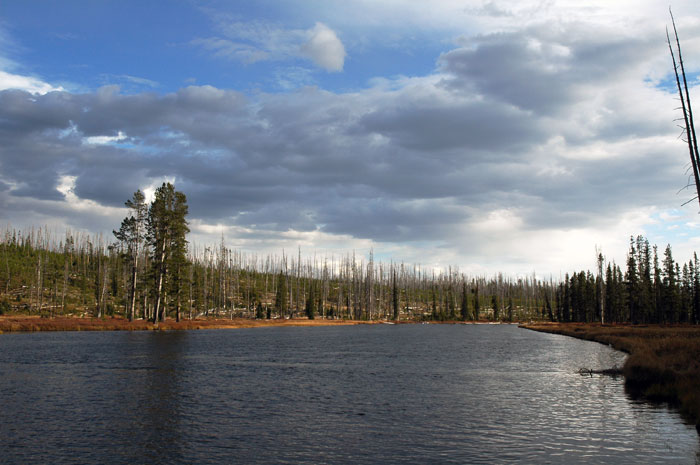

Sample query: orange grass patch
[0,316,377,333]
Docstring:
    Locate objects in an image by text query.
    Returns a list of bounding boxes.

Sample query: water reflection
[0,325,697,464]
[116,331,189,464]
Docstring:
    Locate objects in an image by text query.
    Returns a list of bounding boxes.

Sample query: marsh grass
[523,323,700,429]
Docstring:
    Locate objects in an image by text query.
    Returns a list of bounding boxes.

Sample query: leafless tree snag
[668,9,700,209]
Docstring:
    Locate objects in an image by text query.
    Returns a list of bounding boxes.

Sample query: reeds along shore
[522,323,700,429]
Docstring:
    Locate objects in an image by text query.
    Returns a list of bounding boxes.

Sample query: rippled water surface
[0,324,698,464]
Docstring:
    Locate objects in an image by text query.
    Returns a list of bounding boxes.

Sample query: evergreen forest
[1,185,699,325]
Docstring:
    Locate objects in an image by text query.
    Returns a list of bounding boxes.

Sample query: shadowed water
[0,324,697,464]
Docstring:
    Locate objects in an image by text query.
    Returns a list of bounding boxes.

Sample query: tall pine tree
[146,183,189,325]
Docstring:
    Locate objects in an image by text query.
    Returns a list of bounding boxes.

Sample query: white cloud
[195,17,346,72]
[3,2,700,276]
[301,22,346,72]
[83,131,127,146]
[142,177,176,204]
[0,70,63,94]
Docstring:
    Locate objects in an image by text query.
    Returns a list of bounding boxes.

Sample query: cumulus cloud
[300,22,346,71]
[438,23,660,116]
[1,5,699,274]
[0,70,64,94]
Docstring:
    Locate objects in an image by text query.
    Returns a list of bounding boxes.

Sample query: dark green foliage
[113,189,147,321]
[693,254,700,324]
[559,236,700,325]
[661,244,681,323]
[275,272,288,316]
[255,301,265,319]
[507,297,514,322]
[305,282,316,320]
[460,282,469,321]
[544,290,554,322]
[147,183,189,324]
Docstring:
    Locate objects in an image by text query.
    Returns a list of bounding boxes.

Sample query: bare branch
[668,18,700,209]
[681,196,698,207]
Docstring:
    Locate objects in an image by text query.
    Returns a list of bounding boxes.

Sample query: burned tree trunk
[668,9,700,208]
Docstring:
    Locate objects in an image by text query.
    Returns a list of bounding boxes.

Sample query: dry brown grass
[0,316,377,333]
[522,322,700,428]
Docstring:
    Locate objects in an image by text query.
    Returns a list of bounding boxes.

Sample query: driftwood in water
[578,367,623,377]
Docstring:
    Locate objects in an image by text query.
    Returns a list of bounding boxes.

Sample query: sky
[1,1,700,278]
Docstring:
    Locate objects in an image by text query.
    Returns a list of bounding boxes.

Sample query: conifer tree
[626,238,639,324]
[653,246,662,323]
[305,281,316,320]
[507,297,514,322]
[255,301,265,319]
[460,282,469,321]
[562,274,571,322]
[113,189,147,321]
[275,271,288,317]
[662,244,679,323]
[147,183,189,325]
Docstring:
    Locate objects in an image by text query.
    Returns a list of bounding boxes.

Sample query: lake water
[0,324,697,464]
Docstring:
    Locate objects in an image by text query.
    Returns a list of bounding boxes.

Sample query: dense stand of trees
[1,196,699,325]
[558,236,700,324]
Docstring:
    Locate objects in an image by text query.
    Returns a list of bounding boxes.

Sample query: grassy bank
[0,315,377,333]
[522,322,700,429]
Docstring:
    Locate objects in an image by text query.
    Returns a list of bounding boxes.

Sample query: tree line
[557,236,700,324]
[1,189,699,325]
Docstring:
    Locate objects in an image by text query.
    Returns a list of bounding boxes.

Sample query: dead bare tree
[668,9,700,208]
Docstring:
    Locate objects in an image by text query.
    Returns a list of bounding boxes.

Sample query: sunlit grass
[0,315,376,333]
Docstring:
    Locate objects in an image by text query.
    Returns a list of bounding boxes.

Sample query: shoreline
[0,315,380,333]
[0,316,518,333]
[521,322,700,431]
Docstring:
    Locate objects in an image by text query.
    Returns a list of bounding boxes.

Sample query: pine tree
[694,253,700,324]
[507,297,514,322]
[255,301,264,319]
[146,183,189,325]
[305,281,316,320]
[460,282,469,321]
[662,244,679,323]
[275,271,288,317]
[626,237,639,324]
[113,190,147,321]
[562,274,571,322]
[653,246,662,323]
[637,236,653,323]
